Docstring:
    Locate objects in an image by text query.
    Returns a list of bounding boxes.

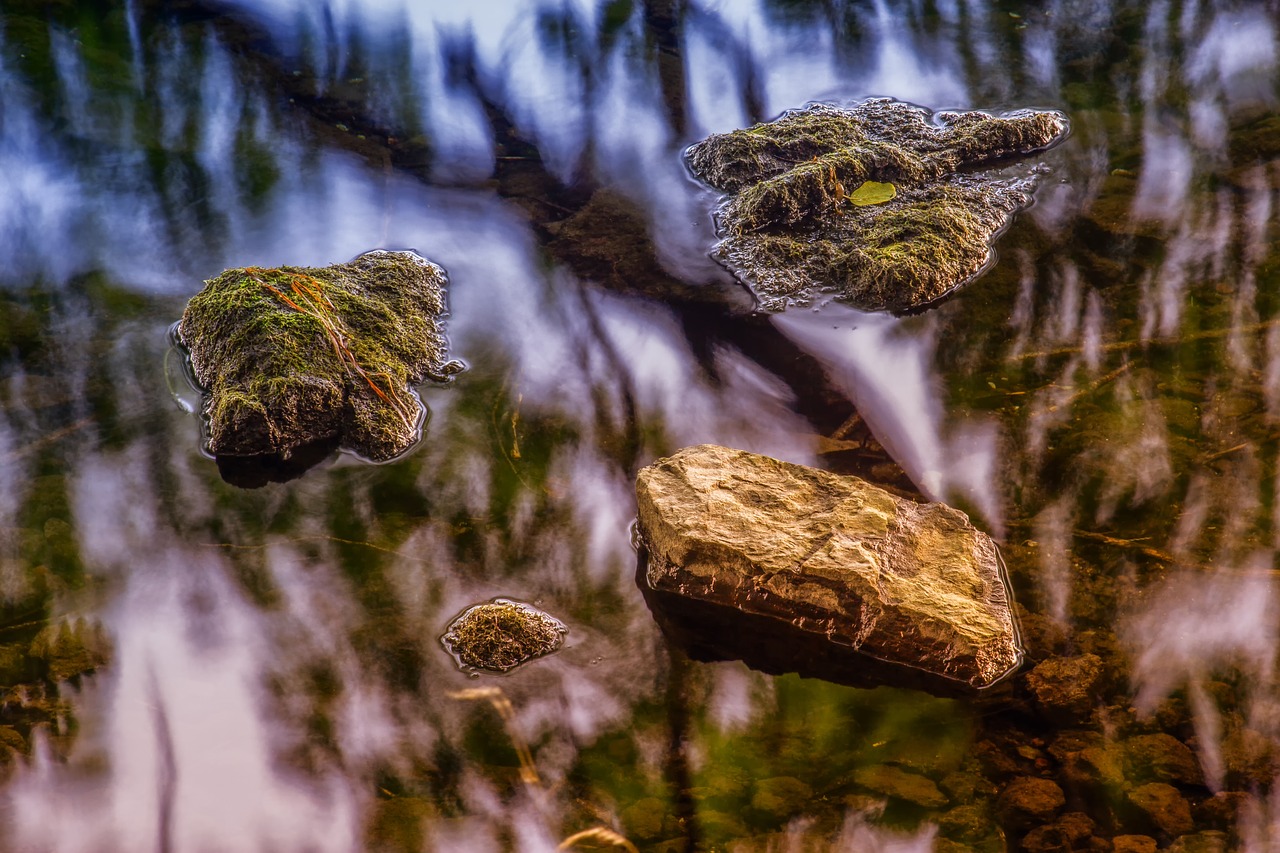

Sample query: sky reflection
[1,0,1279,848]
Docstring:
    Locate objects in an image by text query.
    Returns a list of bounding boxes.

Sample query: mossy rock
[28,618,111,683]
[178,250,459,464]
[441,599,567,672]
[686,99,1067,312]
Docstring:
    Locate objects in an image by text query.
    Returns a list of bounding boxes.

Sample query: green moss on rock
[441,599,567,672]
[178,250,457,462]
[686,99,1068,312]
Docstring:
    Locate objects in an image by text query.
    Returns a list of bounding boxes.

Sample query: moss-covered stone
[686,99,1067,312]
[177,250,459,463]
[28,618,111,683]
[441,599,567,672]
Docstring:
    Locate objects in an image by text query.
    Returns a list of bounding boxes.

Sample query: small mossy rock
[938,803,997,843]
[621,797,669,841]
[636,445,1022,690]
[178,250,453,463]
[1112,836,1158,853]
[1166,831,1230,853]
[1026,654,1104,722]
[750,776,813,821]
[1220,724,1277,788]
[1193,790,1253,831]
[686,99,1067,312]
[852,764,948,808]
[996,777,1066,832]
[28,618,111,683]
[940,770,993,805]
[441,599,566,672]
[364,797,435,853]
[0,726,25,756]
[1126,782,1194,838]
[1018,811,1099,853]
[1123,733,1203,786]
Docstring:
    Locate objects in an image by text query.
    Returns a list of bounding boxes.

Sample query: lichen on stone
[177,250,458,463]
[441,599,567,673]
[686,99,1068,312]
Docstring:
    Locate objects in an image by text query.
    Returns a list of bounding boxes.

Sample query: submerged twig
[1012,317,1280,362]
[447,687,541,786]
[1044,362,1132,413]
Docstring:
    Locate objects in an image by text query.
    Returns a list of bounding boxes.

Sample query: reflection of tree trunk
[662,642,698,853]
[642,0,687,137]
[154,0,912,487]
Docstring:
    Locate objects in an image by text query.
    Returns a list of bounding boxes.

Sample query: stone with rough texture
[1026,654,1104,722]
[1123,733,1203,786]
[1127,782,1194,838]
[635,445,1021,689]
[1112,836,1158,853]
[179,250,457,464]
[996,776,1066,832]
[687,99,1068,312]
[852,765,949,808]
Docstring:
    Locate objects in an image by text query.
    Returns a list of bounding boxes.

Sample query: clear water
[0,1,1278,850]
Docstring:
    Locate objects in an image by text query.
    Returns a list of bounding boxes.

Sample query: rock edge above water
[635,444,1022,689]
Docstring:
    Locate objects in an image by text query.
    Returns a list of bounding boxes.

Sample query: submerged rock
[634,445,1021,690]
[441,599,567,672]
[178,250,459,469]
[686,99,1068,312]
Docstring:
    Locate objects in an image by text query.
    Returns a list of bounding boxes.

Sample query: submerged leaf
[849,180,897,206]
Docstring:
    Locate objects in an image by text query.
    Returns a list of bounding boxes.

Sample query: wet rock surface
[441,599,567,672]
[634,444,1021,689]
[996,776,1066,832]
[686,99,1067,312]
[1127,782,1196,838]
[178,250,457,475]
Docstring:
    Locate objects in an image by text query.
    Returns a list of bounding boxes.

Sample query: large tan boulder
[635,445,1021,689]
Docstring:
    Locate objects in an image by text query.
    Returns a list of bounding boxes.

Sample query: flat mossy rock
[686,99,1068,312]
[178,250,456,463]
[635,445,1021,690]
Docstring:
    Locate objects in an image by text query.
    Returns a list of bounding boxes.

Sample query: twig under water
[1012,317,1280,362]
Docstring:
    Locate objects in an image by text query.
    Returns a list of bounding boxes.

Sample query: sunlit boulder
[687,99,1068,312]
[177,250,461,482]
[635,444,1021,691]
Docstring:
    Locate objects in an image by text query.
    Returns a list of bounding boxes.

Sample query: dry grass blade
[558,827,639,852]
[446,687,541,786]
[246,268,417,431]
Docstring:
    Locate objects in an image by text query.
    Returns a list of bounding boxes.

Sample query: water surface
[1,1,1279,850]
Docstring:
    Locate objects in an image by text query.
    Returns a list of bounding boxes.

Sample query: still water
[1,0,1278,850]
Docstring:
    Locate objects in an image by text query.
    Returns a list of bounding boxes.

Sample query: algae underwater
[0,0,1277,851]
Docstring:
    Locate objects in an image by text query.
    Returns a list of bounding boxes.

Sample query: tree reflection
[1,0,1279,849]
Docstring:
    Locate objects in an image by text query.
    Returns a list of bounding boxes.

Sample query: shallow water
[1,1,1278,850]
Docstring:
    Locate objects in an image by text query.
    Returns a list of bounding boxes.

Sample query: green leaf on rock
[849,180,897,206]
